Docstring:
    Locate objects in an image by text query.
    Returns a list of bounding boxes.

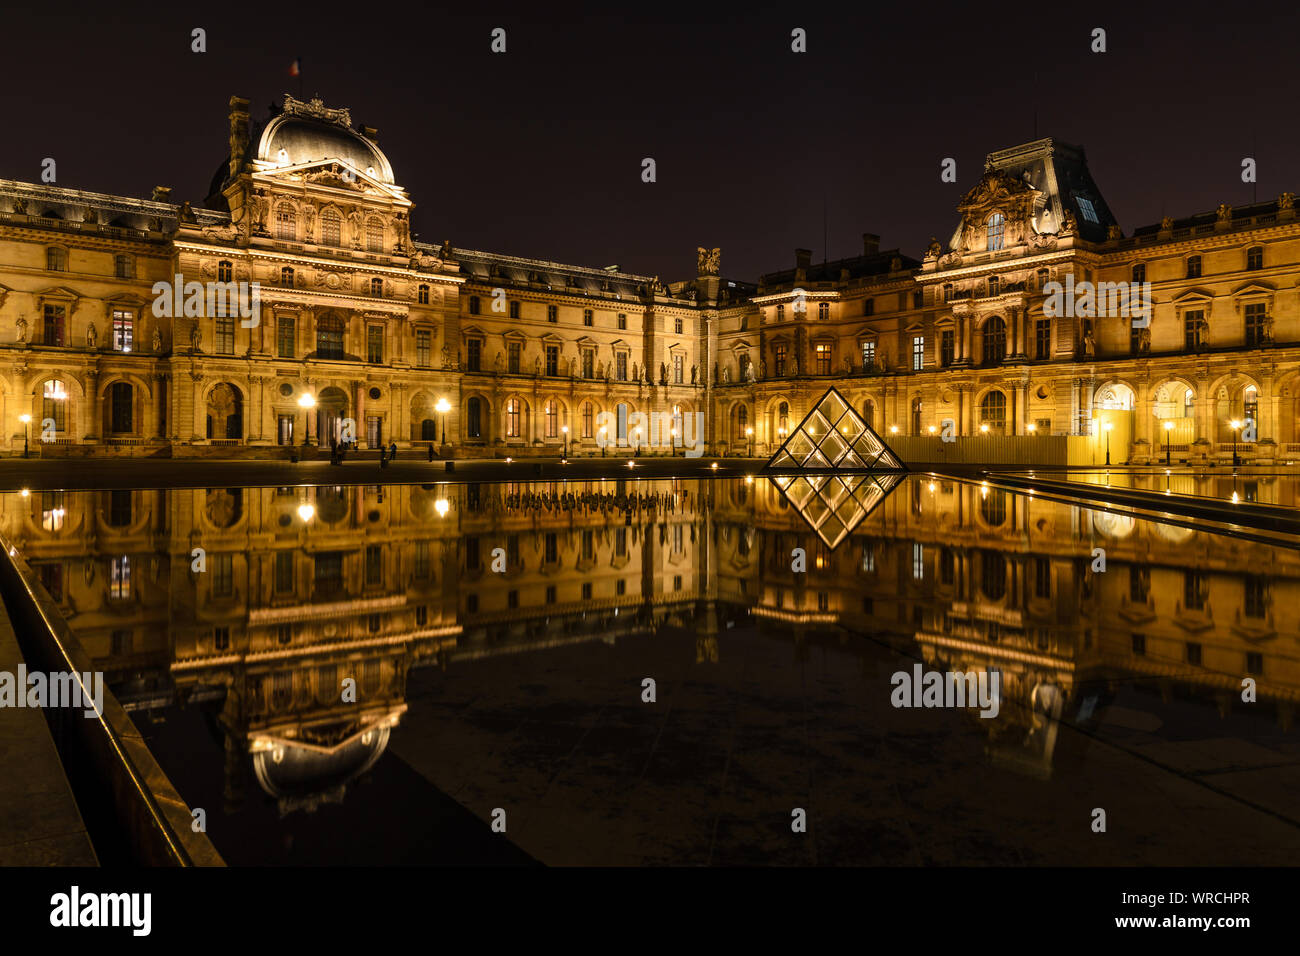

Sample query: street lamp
[435,397,451,450]
[1026,422,1036,435]
[561,424,569,458]
[1163,419,1174,466]
[633,427,642,455]
[19,414,30,458]
[1103,420,1114,466]
[1229,419,1242,467]
[745,425,754,456]
[599,425,607,457]
[297,392,316,446]
[670,427,677,457]
[980,423,990,434]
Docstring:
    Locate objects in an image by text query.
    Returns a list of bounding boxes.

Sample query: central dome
[256,97,395,185]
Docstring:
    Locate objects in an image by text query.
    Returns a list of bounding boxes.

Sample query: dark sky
[3,0,1297,282]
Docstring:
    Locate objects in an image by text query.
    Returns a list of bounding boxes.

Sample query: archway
[316,386,348,445]
[1152,380,1196,446]
[1093,382,1134,462]
[206,382,243,440]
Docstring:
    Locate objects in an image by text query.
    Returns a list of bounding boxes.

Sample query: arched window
[506,398,522,438]
[467,397,482,439]
[980,550,1007,598]
[987,213,1006,251]
[46,248,67,272]
[911,396,922,434]
[217,260,232,282]
[980,489,1007,528]
[1184,388,1195,418]
[582,402,594,438]
[616,403,629,442]
[366,218,384,252]
[737,405,748,444]
[982,315,1006,364]
[862,400,874,430]
[1244,385,1259,426]
[109,382,133,434]
[316,314,344,359]
[43,379,67,431]
[276,203,296,241]
[320,209,342,246]
[980,390,1007,432]
[778,402,789,436]
[545,399,559,438]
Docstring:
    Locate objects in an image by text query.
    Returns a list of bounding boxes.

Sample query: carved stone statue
[744,360,756,383]
[441,344,450,369]
[690,364,697,385]
[86,321,97,348]
[1280,192,1295,211]
[302,205,316,242]
[439,239,454,259]
[760,358,767,378]
[534,355,541,376]
[1262,312,1274,344]
[190,323,202,351]
[926,237,942,257]
[696,247,721,276]
[494,350,503,371]
[12,198,26,215]
[1137,326,1151,353]
[15,316,27,343]
[1160,216,1174,231]
[1060,210,1078,236]
[713,362,719,384]
[178,201,198,224]
[153,328,163,351]
[1082,328,1096,358]
[660,362,667,385]
[1106,224,1122,240]
[722,367,730,383]
[1216,202,1233,224]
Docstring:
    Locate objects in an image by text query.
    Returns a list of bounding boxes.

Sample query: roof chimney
[862,233,880,256]
[228,96,250,179]
[151,186,172,203]
[795,248,812,270]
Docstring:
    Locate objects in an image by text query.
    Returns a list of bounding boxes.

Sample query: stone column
[153,374,166,439]
[354,381,366,446]
[85,371,100,441]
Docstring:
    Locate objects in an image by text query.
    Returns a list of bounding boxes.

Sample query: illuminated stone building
[0,98,1296,462]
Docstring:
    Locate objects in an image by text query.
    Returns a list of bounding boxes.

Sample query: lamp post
[980,423,989,435]
[561,424,569,459]
[1103,420,1114,466]
[746,425,754,457]
[19,414,30,459]
[1229,419,1242,467]
[435,397,451,453]
[633,427,642,456]
[297,392,315,446]
[1163,419,1174,466]
[1026,422,1036,436]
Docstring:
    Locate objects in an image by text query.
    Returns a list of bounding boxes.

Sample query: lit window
[1076,197,1099,224]
[320,209,342,246]
[987,213,1006,251]
[111,310,133,351]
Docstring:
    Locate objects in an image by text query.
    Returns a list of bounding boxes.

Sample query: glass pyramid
[765,387,906,472]
[769,471,904,550]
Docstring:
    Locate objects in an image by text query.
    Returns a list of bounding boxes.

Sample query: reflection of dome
[257,113,394,183]
[252,724,390,815]
[1092,510,1135,538]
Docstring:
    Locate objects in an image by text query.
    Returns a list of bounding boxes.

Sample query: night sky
[3,1,1297,282]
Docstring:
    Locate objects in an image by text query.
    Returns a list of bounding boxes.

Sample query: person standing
[389,440,398,461]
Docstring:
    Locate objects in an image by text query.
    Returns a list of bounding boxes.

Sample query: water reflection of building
[2,476,1295,797]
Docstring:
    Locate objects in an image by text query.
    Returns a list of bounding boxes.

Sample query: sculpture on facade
[1280,192,1295,211]
[190,323,202,351]
[153,327,163,351]
[494,350,503,371]
[1216,202,1233,224]
[690,364,697,385]
[696,247,721,276]
[15,317,27,343]
[660,362,667,384]
[441,344,451,368]
[926,237,942,257]
[86,321,97,348]
[744,359,756,383]
[1082,327,1096,358]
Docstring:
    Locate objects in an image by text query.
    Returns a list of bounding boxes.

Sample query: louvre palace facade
[0,94,1297,463]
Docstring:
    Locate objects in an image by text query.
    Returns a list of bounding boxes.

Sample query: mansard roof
[758,250,919,291]
[0,179,224,235]
[445,245,662,300]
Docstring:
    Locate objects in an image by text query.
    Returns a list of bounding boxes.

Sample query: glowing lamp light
[1104,421,1114,432]
[435,398,451,414]
[1026,423,1036,433]
[980,423,990,433]
[19,488,29,498]
[710,462,718,470]
[889,425,899,434]
[1164,421,1175,431]
[297,503,315,521]
[745,427,753,436]
[928,425,937,435]
[434,498,450,517]
[297,392,316,409]
[19,414,30,425]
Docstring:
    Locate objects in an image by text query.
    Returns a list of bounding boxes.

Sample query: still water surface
[7,477,1298,864]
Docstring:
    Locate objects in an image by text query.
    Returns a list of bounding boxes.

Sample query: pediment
[958,171,1039,212]
[253,158,405,202]
[461,324,487,337]
[1231,281,1275,298]
[539,331,564,344]
[1172,287,1214,304]
[37,285,80,300]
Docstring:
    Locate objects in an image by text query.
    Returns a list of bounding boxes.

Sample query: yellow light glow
[19,488,29,498]
[435,398,451,414]
[297,393,316,409]
[889,425,899,434]
[1026,423,1036,433]
[297,503,314,521]
[18,414,30,425]
[434,498,450,516]
[1164,420,1175,431]
[980,423,989,433]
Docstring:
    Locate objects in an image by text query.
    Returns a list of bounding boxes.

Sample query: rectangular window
[616,353,627,381]
[1186,256,1201,279]
[1132,633,1146,656]
[912,542,924,580]
[277,315,295,358]
[43,304,65,346]
[774,344,787,376]
[1246,652,1264,675]
[583,349,594,378]
[1185,310,1204,351]
[1245,303,1267,348]
[863,298,874,316]
[585,309,594,327]
[108,489,132,527]
[277,415,294,445]
[1035,558,1051,598]
[940,330,954,367]
[314,553,343,592]
[1247,247,1263,271]
[467,337,482,372]
[912,335,925,371]
[366,416,381,447]
[1132,263,1146,284]
[468,295,480,315]
[508,342,521,374]
[274,551,293,593]
[1186,642,1202,666]
[1244,576,1268,618]
[215,315,235,355]
[673,353,684,383]
[414,541,430,579]
[1036,319,1051,359]
[509,300,520,319]
[365,545,383,586]
[212,553,233,597]
[544,533,558,564]
[618,313,627,330]
[466,537,481,570]
[547,305,558,323]
[111,629,132,655]
[416,330,431,367]
[546,345,559,376]
[111,310,133,351]
[674,317,684,334]
[110,556,131,600]
[861,341,876,371]
[367,325,383,363]
[1184,571,1205,611]
[814,343,831,375]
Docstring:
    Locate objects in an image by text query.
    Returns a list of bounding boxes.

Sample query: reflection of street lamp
[1229,419,1242,467]
[297,392,316,446]
[1163,419,1174,466]
[1104,420,1114,466]
[19,414,30,458]
[434,498,449,517]
[297,502,315,522]
[980,423,990,434]
[889,425,899,435]
[435,397,451,448]
[745,425,754,456]
[561,424,569,458]
[1026,423,1036,435]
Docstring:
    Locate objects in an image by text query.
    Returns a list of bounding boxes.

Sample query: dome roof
[256,110,395,185]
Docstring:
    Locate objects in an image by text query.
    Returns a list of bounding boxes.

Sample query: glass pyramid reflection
[769,471,905,550]
[765,387,906,472]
